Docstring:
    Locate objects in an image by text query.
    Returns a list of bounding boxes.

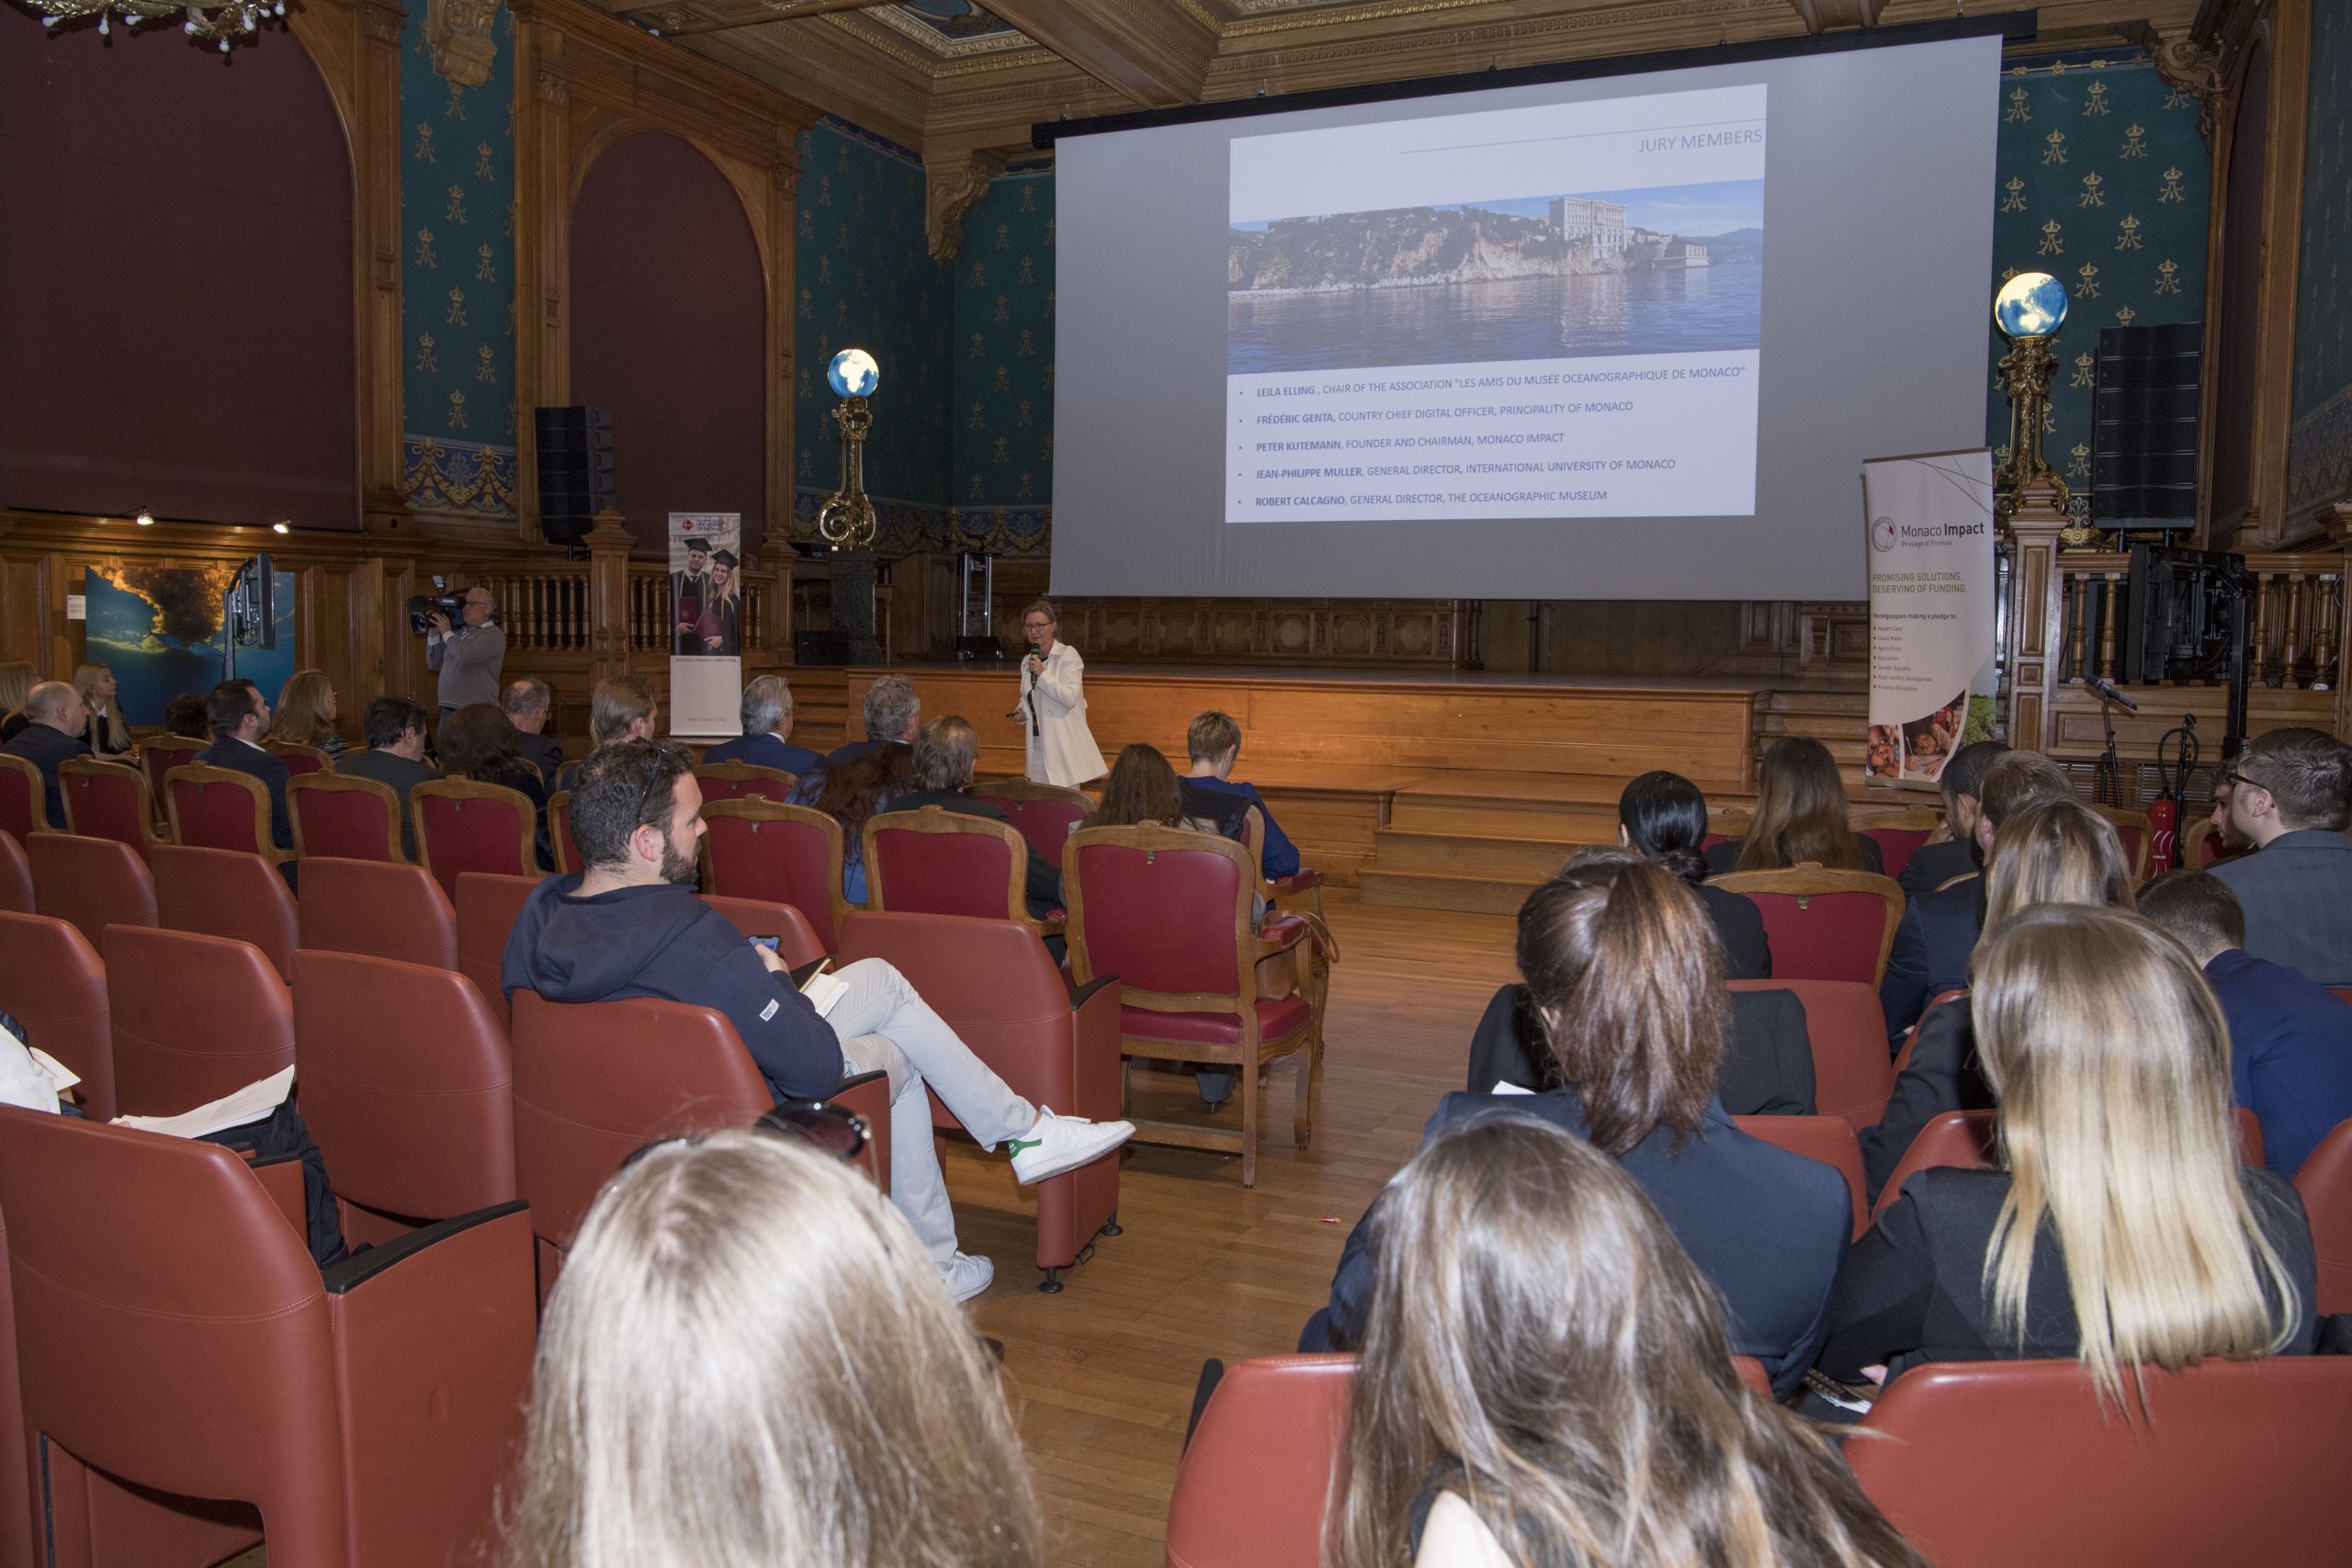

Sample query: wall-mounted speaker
[534,406,615,544]
[2090,322,2202,533]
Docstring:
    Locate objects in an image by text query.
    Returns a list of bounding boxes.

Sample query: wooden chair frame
[58,757,164,855]
[1236,807,1339,1060]
[973,777,1094,810]
[547,790,573,874]
[693,761,798,802]
[2181,814,2232,870]
[163,762,294,868]
[1850,805,1944,831]
[2090,803,2155,880]
[1709,865,1907,987]
[412,777,538,887]
[863,807,1060,940]
[262,739,333,774]
[288,772,408,863]
[0,754,47,839]
[698,798,854,942]
[1065,821,1317,1188]
[138,736,210,833]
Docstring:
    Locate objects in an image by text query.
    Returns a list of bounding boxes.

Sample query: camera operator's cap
[684,536,711,554]
[711,548,738,568]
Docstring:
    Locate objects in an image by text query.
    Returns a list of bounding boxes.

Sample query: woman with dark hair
[1343,1117,1925,1568]
[1618,769,1770,979]
[439,701,552,871]
[1309,850,1850,1395]
[1708,736,1883,875]
[810,742,915,904]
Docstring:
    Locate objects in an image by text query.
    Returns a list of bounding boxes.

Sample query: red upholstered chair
[2292,1118,2352,1315]
[1165,1353,1353,1568]
[700,896,827,969]
[288,772,407,863]
[1732,1114,1870,1240]
[1849,1358,2352,1567]
[1873,1107,2264,1224]
[1889,987,1969,1081]
[840,910,1125,1291]
[0,829,28,914]
[0,1108,535,1568]
[547,789,580,874]
[1232,806,1327,921]
[164,762,292,870]
[0,754,42,843]
[140,734,209,818]
[865,807,1060,940]
[298,856,458,971]
[0,911,116,1121]
[1711,867,1905,987]
[262,739,331,777]
[700,799,851,953]
[1066,823,1318,1188]
[2183,815,2240,869]
[509,992,890,1302]
[412,777,539,900]
[151,842,299,979]
[59,757,162,859]
[971,778,1091,870]
[695,760,799,804]
[0,1201,29,1568]
[28,831,157,949]
[104,925,293,1118]
[292,950,515,1249]
[455,871,543,1026]
[2334,989,2352,1010]
[1852,805,1939,885]
[2092,803,2155,880]
[1729,977,1893,1131]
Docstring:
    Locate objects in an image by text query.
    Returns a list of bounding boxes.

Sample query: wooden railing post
[2001,496,2068,753]
[586,508,637,687]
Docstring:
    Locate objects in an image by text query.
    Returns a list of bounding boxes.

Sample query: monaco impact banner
[1862,450,1997,790]
[668,512,742,740]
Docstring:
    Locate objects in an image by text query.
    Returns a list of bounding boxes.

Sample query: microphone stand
[2092,685,2123,807]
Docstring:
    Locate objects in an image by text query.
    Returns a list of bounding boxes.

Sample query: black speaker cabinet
[2091,322,2202,532]
[534,406,615,544]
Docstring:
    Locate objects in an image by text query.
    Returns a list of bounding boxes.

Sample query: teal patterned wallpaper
[398,8,518,517]
[948,167,1054,556]
[2289,2,2352,518]
[1984,52,2210,515]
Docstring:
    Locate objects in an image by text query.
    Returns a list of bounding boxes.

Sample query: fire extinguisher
[2148,714,2198,875]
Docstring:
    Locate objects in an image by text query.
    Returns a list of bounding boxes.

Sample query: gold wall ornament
[27,0,284,49]
[428,0,503,89]
[816,396,877,550]
[2146,32,2221,147]
[1994,333,2073,525]
[925,150,1008,261]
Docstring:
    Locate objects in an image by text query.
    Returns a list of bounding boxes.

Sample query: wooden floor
[941,888,1521,1565]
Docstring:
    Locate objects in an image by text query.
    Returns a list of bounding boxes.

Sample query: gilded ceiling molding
[2146,31,2222,146]
[926,148,1008,260]
[428,0,503,86]
[1786,0,1885,31]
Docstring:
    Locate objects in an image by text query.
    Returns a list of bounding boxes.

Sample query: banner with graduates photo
[1862,450,1998,790]
[667,512,742,740]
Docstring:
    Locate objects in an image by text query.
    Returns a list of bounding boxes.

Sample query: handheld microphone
[2089,676,2140,712]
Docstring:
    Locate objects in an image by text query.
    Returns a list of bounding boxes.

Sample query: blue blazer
[196,738,293,851]
[1180,776,1301,878]
[1306,1088,1849,1396]
[1897,836,1979,897]
[1879,875,1981,1041]
[703,731,825,777]
[2205,947,2352,1179]
[1,723,91,829]
[2210,830,2352,986]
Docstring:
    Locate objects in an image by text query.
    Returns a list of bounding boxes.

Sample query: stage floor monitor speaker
[2091,321,2202,532]
[535,406,615,544]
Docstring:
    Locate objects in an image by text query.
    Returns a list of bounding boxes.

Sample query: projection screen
[1047,27,2004,602]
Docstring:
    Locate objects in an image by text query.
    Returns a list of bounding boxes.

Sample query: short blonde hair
[1186,710,1241,764]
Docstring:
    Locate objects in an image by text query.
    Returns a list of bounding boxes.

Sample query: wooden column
[586,507,635,687]
[2002,495,2068,753]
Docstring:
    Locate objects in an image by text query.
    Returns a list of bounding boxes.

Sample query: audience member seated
[1895,739,2006,897]
[503,677,565,786]
[1306,852,1849,1394]
[273,668,348,760]
[500,739,1134,1303]
[1819,905,2317,1401]
[894,716,1062,919]
[554,675,659,792]
[1863,795,2137,1202]
[2140,869,2352,1181]
[1706,735,1883,875]
[72,663,132,758]
[1339,1117,1926,1568]
[2207,727,2352,985]
[335,695,440,860]
[162,691,209,739]
[808,743,914,906]
[197,678,293,852]
[439,701,553,872]
[1,682,90,829]
[823,672,920,772]
[703,672,824,776]
[1879,749,2073,1042]
[1179,710,1300,881]
[505,1128,1047,1568]
[0,660,32,742]
[1618,769,1770,978]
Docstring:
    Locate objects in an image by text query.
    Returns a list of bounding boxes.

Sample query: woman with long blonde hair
[507,1128,1046,1568]
[273,669,347,758]
[0,660,34,742]
[1712,736,1883,875]
[1821,905,2315,1403]
[1344,1115,1926,1568]
[71,664,131,756]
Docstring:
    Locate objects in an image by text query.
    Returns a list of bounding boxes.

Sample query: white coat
[1019,640,1107,787]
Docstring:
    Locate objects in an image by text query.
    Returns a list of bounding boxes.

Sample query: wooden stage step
[1358,866,1548,916]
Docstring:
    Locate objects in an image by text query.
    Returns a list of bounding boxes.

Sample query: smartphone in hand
[748,934,782,953]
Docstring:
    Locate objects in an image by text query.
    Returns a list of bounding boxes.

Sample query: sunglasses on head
[618,1100,871,1175]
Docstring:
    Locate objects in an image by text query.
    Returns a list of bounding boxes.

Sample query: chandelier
[31,0,286,49]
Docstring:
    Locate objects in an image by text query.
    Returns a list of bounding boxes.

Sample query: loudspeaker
[534,406,615,544]
[2091,322,2202,532]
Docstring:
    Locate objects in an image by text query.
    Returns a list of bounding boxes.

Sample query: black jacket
[2,722,90,829]
[334,747,440,860]
[1697,881,1772,980]
[501,877,843,1101]
[1705,833,1883,878]
[196,736,292,850]
[890,787,1064,917]
[1818,1164,2318,1383]
[1860,996,1986,1203]
[1896,836,1978,897]
[514,730,566,789]
[1465,982,1814,1117]
[1309,1088,1849,1395]
[1877,874,1982,1042]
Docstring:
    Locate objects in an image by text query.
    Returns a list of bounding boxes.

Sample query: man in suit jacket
[898,716,1062,919]
[2208,727,2352,985]
[337,696,440,861]
[503,677,566,787]
[703,674,824,777]
[1897,739,2007,897]
[823,673,918,771]
[1178,710,1301,880]
[196,679,292,852]
[0,682,90,829]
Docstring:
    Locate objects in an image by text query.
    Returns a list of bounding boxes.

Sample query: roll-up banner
[667,512,743,740]
[1862,450,1997,791]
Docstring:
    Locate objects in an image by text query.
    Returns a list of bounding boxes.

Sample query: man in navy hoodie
[503,739,1133,1303]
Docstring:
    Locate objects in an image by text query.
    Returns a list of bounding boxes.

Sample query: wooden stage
[831,662,1772,913]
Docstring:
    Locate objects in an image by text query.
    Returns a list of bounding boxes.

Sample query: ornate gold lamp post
[816,348,884,662]
[1991,271,2075,529]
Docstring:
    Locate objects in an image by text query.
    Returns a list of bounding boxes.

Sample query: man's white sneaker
[1008,1108,1136,1185]
[940,1250,994,1303]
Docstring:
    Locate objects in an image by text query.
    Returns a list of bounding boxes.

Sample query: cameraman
[424,585,505,722]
